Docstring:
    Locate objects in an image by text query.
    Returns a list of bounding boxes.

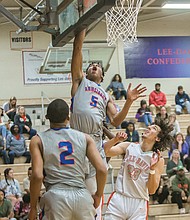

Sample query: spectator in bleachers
[175,86,190,115]
[3,97,17,122]
[0,189,15,220]
[168,113,180,137]
[5,124,31,164]
[166,149,183,178]
[155,106,169,121]
[185,125,190,149]
[14,194,30,220]
[14,106,36,140]
[149,83,171,115]
[123,121,139,143]
[0,168,22,207]
[170,133,190,171]
[0,107,11,148]
[171,165,190,214]
[152,176,169,204]
[135,99,152,127]
[23,167,32,195]
[106,74,127,100]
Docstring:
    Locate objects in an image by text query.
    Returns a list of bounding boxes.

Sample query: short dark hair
[153,118,174,152]
[46,99,69,123]
[86,62,105,82]
[155,83,161,87]
[178,85,183,90]
[28,167,32,171]
[23,194,30,203]
[121,121,128,129]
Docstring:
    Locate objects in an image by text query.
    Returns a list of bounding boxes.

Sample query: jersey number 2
[59,141,74,165]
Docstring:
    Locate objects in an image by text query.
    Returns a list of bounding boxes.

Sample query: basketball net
[105,0,143,46]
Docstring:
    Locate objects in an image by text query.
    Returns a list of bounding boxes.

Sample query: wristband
[149,169,156,175]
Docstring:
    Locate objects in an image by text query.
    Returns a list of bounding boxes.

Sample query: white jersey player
[29,99,107,220]
[104,119,174,220]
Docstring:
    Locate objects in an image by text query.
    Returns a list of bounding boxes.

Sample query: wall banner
[124,36,190,78]
[10,32,33,49]
[22,51,71,85]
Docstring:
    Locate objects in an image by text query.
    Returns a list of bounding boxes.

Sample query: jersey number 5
[59,141,74,165]
[90,95,98,107]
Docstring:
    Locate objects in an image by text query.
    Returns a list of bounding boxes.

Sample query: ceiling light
[162,3,190,9]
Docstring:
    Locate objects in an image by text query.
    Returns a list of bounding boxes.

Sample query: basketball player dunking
[70,29,146,220]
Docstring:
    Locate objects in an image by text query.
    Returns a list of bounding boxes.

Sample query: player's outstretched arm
[105,141,130,158]
[71,29,86,97]
[29,136,44,220]
[107,83,147,127]
[147,150,164,195]
[104,132,127,155]
[85,134,107,208]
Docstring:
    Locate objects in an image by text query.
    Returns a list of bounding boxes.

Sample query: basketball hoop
[105,0,143,46]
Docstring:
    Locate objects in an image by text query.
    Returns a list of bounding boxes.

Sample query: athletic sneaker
[179,208,185,214]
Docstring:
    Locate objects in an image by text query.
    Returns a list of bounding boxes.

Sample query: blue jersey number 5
[59,141,74,165]
[90,95,98,107]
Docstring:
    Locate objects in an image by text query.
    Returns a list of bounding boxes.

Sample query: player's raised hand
[127,83,147,102]
[150,150,162,169]
[115,132,128,142]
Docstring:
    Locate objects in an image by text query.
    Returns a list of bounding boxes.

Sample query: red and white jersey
[116,143,153,201]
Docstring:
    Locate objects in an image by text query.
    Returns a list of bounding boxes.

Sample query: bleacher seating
[0,94,189,219]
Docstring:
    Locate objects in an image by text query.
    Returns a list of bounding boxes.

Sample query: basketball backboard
[53,0,115,46]
[39,42,115,74]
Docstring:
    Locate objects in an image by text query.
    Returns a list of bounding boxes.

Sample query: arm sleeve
[172,178,183,193]
[162,93,167,105]
[166,161,174,176]
[106,82,113,92]
[15,180,22,197]
[121,83,125,90]
[175,120,180,133]
[6,134,12,149]
[149,92,156,105]
[175,94,180,105]
[27,114,32,127]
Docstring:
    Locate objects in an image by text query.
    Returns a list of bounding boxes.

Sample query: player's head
[86,62,105,83]
[152,118,173,152]
[46,99,69,124]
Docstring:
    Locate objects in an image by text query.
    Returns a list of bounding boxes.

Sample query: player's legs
[128,198,148,220]
[104,192,125,220]
[85,176,103,220]
[105,192,148,220]
[40,188,95,220]
[72,188,96,220]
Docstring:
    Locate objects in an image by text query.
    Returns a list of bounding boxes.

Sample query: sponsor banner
[22,51,71,84]
[124,36,190,78]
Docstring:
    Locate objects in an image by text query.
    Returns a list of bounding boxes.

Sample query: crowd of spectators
[1,82,190,217]
[106,82,190,214]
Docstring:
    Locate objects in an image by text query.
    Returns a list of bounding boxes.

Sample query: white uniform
[105,143,153,220]
[38,127,96,220]
[70,77,109,178]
